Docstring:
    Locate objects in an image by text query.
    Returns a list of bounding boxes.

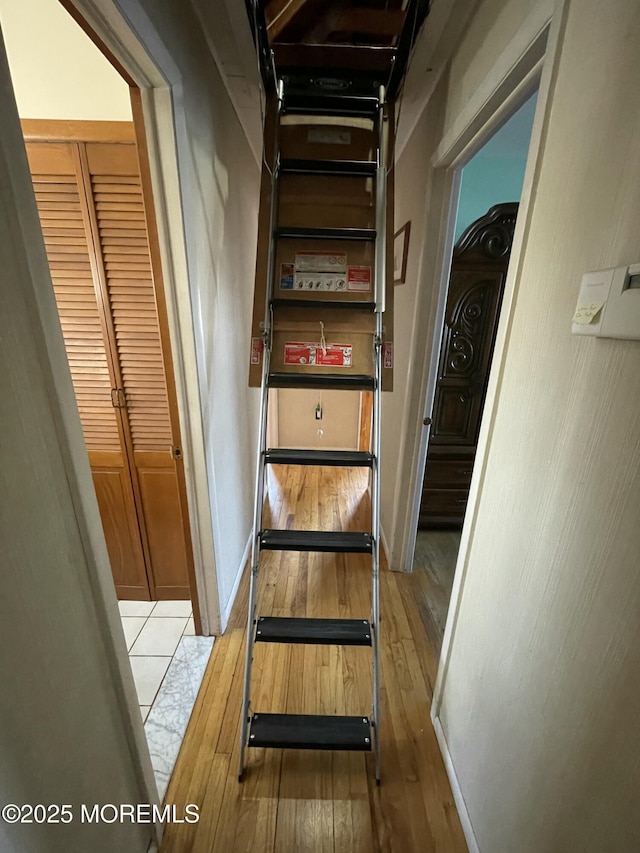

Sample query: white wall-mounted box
[572,264,640,339]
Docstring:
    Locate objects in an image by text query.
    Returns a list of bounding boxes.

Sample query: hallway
[160,464,466,851]
[413,531,461,657]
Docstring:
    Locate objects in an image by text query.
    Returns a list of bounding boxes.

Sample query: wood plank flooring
[161,465,467,852]
[411,530,461,656]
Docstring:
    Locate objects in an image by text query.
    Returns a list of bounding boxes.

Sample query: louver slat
[92,174,172,453]
[32,174,120,452]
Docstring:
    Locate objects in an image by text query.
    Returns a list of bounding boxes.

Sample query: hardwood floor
[161,465,467,852]
[411,531,461,656]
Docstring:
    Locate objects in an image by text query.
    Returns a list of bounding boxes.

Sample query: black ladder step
[283,105,378,119]
[248,713,372,751]
[260,529,373,553]
[271,298,376,312]
[255,617,372,646]
[282,94,379,118]
[268,373,375,391]
[264,448,374,467]
[280,158,377,177]
[276,226,376,242]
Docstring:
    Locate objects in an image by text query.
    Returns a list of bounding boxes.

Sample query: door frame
[61,0,226,635]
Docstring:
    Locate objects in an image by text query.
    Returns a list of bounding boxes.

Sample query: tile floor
[118,599,215,800]
[118,599,195,721]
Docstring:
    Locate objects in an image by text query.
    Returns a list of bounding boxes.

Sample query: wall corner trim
[380,523,393,570]
[433,2,553,170]
[432,714,481,853]
[221,532,251,632]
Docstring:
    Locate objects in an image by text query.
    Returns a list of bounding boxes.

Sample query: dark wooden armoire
[419,203,519,528]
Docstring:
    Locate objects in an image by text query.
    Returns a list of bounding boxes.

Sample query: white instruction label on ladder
[295,252,347,272]
[289,272,348,292]
[308,129,351,145]
[280,252,352,292]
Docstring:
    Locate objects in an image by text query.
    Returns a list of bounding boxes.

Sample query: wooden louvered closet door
[26,138,191,600]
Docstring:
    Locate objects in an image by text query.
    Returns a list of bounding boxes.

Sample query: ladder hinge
[260,321,271,337]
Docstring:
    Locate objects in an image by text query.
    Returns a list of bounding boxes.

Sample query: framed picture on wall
[394,221,411,284]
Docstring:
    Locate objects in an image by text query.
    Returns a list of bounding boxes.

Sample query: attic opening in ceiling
[247,0,432,100]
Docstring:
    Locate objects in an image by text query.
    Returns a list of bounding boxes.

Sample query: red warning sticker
[347,266,372,292]
[317,345,352,367]
[383,341,394,369]
[284,342,352,367]
[283,343,313,365]
[250,337,263,365]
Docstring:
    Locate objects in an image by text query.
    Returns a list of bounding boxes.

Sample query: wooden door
[419,204,519,528]
[83,142,192,599]
[26,133,193,600]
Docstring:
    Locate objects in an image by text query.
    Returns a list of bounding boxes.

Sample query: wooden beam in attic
[265,0,315,41]
[327,8,406,42]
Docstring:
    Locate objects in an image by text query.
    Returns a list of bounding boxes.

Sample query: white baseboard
[221,532,251,632]
[379,523,390,566]
[432,714,480,853]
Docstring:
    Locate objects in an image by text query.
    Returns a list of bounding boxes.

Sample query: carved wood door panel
[420,203,518,528]
[430,270,504,446]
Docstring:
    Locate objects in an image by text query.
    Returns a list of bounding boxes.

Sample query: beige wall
[129,0,261,619]
[380,76,447,552]
[444,0,537,134]
[0,0,131,120]
[382,0,542,566]
[438,0,640,850]
[190,0,263,163]
[277,390,360,449]
[1,0,261,624]
[0,31,151,853]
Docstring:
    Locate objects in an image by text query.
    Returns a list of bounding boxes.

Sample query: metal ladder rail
[371,85,387,784]
[239,81,386,782]
[238,79,284,782]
